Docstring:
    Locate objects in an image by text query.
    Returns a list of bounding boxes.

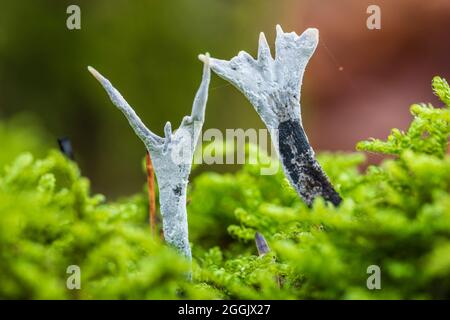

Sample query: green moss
[0,151,192,299]
[0,77,449,299]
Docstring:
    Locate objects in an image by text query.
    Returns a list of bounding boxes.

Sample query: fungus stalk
[88,55,211,262]
[203,25,341,206]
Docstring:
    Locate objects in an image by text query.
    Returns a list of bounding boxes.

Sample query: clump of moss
[0,77,449,299]
[190,76,450,299]
[0,151,202,299]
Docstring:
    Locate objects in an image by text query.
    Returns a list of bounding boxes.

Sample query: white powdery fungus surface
[207,25,341,206]
[88,54,211,264]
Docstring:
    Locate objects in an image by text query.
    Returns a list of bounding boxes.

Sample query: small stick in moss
[255,232,271,256]
[255,232,282,288]
[146,151,157,238]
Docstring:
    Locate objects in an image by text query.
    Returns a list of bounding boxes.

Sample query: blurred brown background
[0,0,449,197]
[290,0,450,156]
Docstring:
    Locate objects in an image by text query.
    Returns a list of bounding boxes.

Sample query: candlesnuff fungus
[203,25,341,206]
[88,54,211,262]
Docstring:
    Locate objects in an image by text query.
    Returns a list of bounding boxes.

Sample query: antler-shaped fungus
[203,25,341,206]
[88,54,211,263]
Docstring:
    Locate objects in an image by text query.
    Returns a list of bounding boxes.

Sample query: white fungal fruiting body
[207,25,341,206]
[88,55,211,264]
[202,25,316,131]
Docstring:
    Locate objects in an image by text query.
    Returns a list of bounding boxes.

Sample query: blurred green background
[0,0,281,197]
[0,0,449,197]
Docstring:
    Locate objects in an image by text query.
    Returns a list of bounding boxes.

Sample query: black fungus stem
[277,119,342,207]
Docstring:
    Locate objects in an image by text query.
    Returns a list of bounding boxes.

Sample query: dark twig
[57,137,75,160]
[255,232,271,256]
[255,232,282,288]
